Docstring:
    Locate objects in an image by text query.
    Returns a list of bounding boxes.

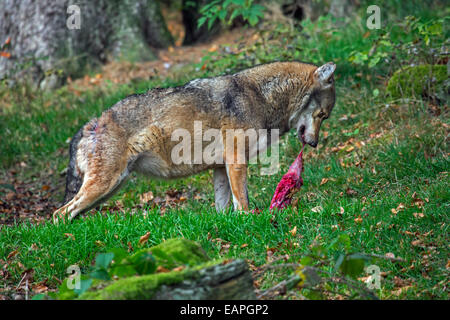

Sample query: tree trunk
[181,0,221,45]
[0,0,173,89]
[329,0,359,18]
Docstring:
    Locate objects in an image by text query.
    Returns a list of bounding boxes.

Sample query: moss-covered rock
[77,238,256,300]
[386,64,448,100]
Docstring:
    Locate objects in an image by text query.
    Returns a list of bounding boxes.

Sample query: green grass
[0,4,448,299]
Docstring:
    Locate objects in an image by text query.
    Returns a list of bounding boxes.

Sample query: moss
[132,238,210,269]
[386,64,447,99]
[79,259,221,300]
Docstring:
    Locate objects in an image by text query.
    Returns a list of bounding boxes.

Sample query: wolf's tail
[63,127,84,204]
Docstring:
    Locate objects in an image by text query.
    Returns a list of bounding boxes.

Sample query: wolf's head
[290,62,336,148]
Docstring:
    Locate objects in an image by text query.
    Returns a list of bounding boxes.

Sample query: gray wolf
[53,61,336,223]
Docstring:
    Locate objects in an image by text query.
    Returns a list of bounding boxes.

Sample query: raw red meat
[269,145,305,210]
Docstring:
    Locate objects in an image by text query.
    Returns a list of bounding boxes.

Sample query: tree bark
[0,0,173,89]
[152,259,256,300]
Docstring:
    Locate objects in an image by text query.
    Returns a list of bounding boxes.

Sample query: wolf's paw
[52,209,69,224]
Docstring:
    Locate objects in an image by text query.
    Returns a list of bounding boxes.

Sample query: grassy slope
[0,4,448,299]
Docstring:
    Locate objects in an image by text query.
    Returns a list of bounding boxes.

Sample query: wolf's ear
[314,62,336,86]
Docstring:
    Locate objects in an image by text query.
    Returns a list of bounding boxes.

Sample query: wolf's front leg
[213,167,231,211]
[225,163,249,211]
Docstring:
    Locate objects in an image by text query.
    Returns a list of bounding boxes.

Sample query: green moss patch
[136,238,210,269]
[386,64,447,99]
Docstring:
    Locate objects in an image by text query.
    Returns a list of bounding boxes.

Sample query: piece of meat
[269,145,305,210]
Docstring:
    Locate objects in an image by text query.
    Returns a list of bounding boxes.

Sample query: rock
[78,239,256,300]
[386,64,448,102]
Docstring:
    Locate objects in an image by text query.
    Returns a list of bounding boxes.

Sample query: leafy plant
[349,16,448,71]
[46,248,157,299]
[257,234,383,300]
[198,0,265,30]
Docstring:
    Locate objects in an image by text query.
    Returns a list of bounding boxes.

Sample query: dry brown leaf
[392,285,413,296]
[0,51,11,58]
[385,252,395,259]
[172,266,185,272]
[64,233,75,241]
[138,231,151,246]
[289,226,297,237]
[346,188,358,196]
[139,191,154,204]
[156,266,170,273]
[32,283,48,294]
[311,206,323,213]
[7,250,18,260]
[413,212,424,219]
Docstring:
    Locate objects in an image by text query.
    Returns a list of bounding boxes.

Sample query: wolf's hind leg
[213,167,231,211]
[53,163,130,223]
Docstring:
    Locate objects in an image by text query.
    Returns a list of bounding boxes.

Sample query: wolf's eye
[318,111,325,118]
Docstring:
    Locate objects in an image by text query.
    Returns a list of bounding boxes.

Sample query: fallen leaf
[139,191,154,204]
[0,51,11,58]
[320,178,329,185]
[346,188,358,197]
[289,226,297,237]
[208,44,218,52]
[172,266,185,272]
[311,206,323,213]
[7,250,18,260]
[385,252,395,259]
[32,283,48,294]
[156,266,170,273]
[64,233,75,241]
[392,285,413,296]
[413,212,424,219]
[138,232,151,246]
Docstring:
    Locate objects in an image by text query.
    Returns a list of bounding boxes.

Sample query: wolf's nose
[309,141,318,148]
